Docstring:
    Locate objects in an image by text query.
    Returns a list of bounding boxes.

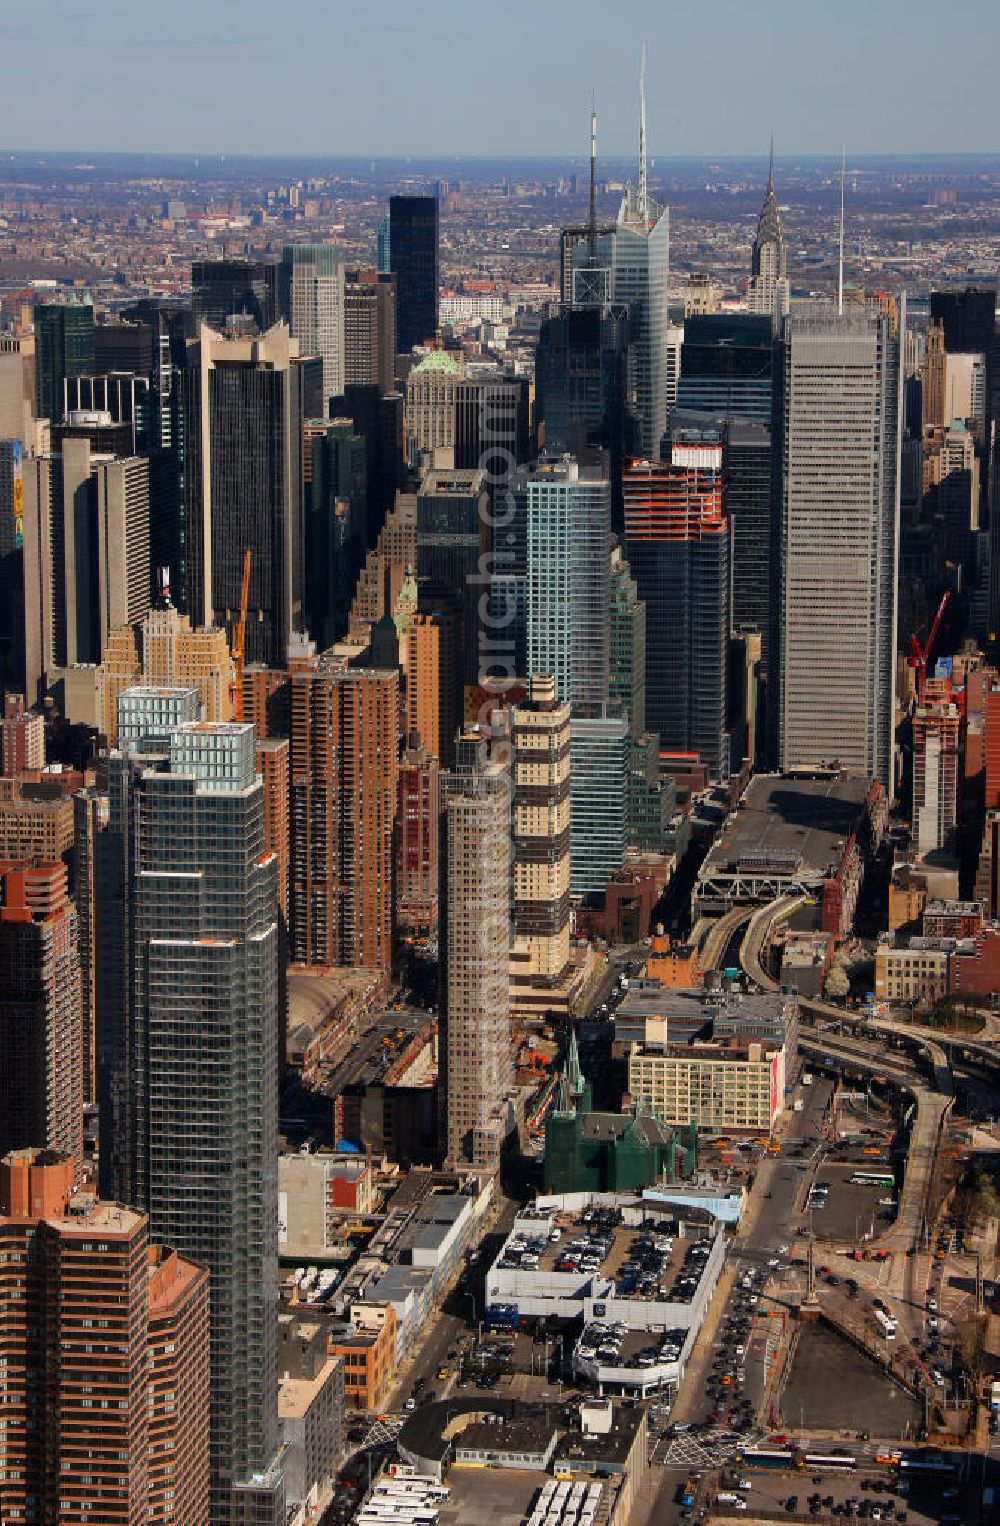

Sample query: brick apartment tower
[439,727,514,1167]
[0,858,83,1169]
[1,693,44,776]
[288,638,399,970]
[0,1148,209,1525]
[397,735,439,937]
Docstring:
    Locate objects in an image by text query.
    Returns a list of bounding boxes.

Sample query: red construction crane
[907,589,951,704]
[230,548,251,722]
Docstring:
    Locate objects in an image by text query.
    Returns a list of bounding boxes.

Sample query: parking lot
[781,1322,922,1437]
[807,1162,899,1245]
[723,1461,965,1526]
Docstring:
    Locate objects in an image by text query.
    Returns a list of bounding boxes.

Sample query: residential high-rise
[181,322,305,666]
[279,244,346,407]
[624,441,730,782]
[34,300,95,422]
[774,306,902,785]
[303,417,367,647]
[97,696,283,1520]
[0,857,83,1169]
[438,727,514,1167]
[747,149,789,317]
[416,467,490,690]
[287,641,399,971]
[99,597,233,745]
[913,685,960,857]
[191,257,278,333]
[1,692,44,775]
[405,604,461,767]
[73,786,107,1103]
[377,212,391,275]
[345,267,397,394]
[524,458,610,714]
[397,735,439,938]
[510,676,572,1011]
[0,330,36,439]
[389,194,439,354]
[569,713,629,897]
[0,1147,210,1526]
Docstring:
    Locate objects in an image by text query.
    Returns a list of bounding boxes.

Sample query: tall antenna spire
[838,144,846,316]
[638,43,648,222]
[588,92,598,264]
[767,133,774,192]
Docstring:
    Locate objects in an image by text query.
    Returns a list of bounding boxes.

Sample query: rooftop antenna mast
[638,43,648,223]
[588,92,598,264]
[768,133,775,192]
[838,144,846,315]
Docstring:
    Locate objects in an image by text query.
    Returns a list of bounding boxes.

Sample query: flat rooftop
[701,772,872,877]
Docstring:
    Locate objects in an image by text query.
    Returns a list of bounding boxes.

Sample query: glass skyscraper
[97,692,283,1522]
[569,714,629,897]
[389,194,439,353]
[624,441,731,783]
[279,243,346,407]
[33,300,95,423]
[524,459,610,715]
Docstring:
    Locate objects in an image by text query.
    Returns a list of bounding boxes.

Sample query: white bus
[874,1308,897,1340]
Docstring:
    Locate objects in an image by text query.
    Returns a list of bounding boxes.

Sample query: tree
[824,964,850,999]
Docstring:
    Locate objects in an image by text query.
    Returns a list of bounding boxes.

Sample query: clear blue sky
[5,0,998,158]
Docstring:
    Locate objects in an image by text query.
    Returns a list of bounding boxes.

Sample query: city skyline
[2,0,999,158]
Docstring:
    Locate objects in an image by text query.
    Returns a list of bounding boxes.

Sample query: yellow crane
[230,548,251,722]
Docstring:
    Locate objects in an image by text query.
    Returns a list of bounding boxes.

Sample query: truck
[990,1379,1000,1412]
[793,1100,804,1112]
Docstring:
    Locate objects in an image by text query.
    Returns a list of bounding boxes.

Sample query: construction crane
[907,589,951,705]
[230,548,251,723]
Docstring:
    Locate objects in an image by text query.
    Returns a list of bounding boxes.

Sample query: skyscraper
[534,305,633,522]
[397,736,439,938]
[181,322,305,666]
[98,597,234,746]
[405,604,461,767]
[524,458,610,714]
[191,257,278,333]
[279,244,346,407]
[0,1147,210,1526]
[608,545,646,736]
[0,857,83,1170]
[774,306,902,785]
[606,79,670,458]
[303,416,367,648]
[98,696,283,1521]
[416,467,490,689]
[344,267,397,394]
[438,727,514,1167]
[747,147,789,317]
[624,441,730,782]
[568,713,629,897]
[677,314,775,422]
[510,676,572,1014]
[389,194,439,354]
[33,300,95,422]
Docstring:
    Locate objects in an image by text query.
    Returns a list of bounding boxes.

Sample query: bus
[874,1309,897,1340]
[803,1454,857,1472]
[483,1302,519,1333]
[851,1170,895,1187]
